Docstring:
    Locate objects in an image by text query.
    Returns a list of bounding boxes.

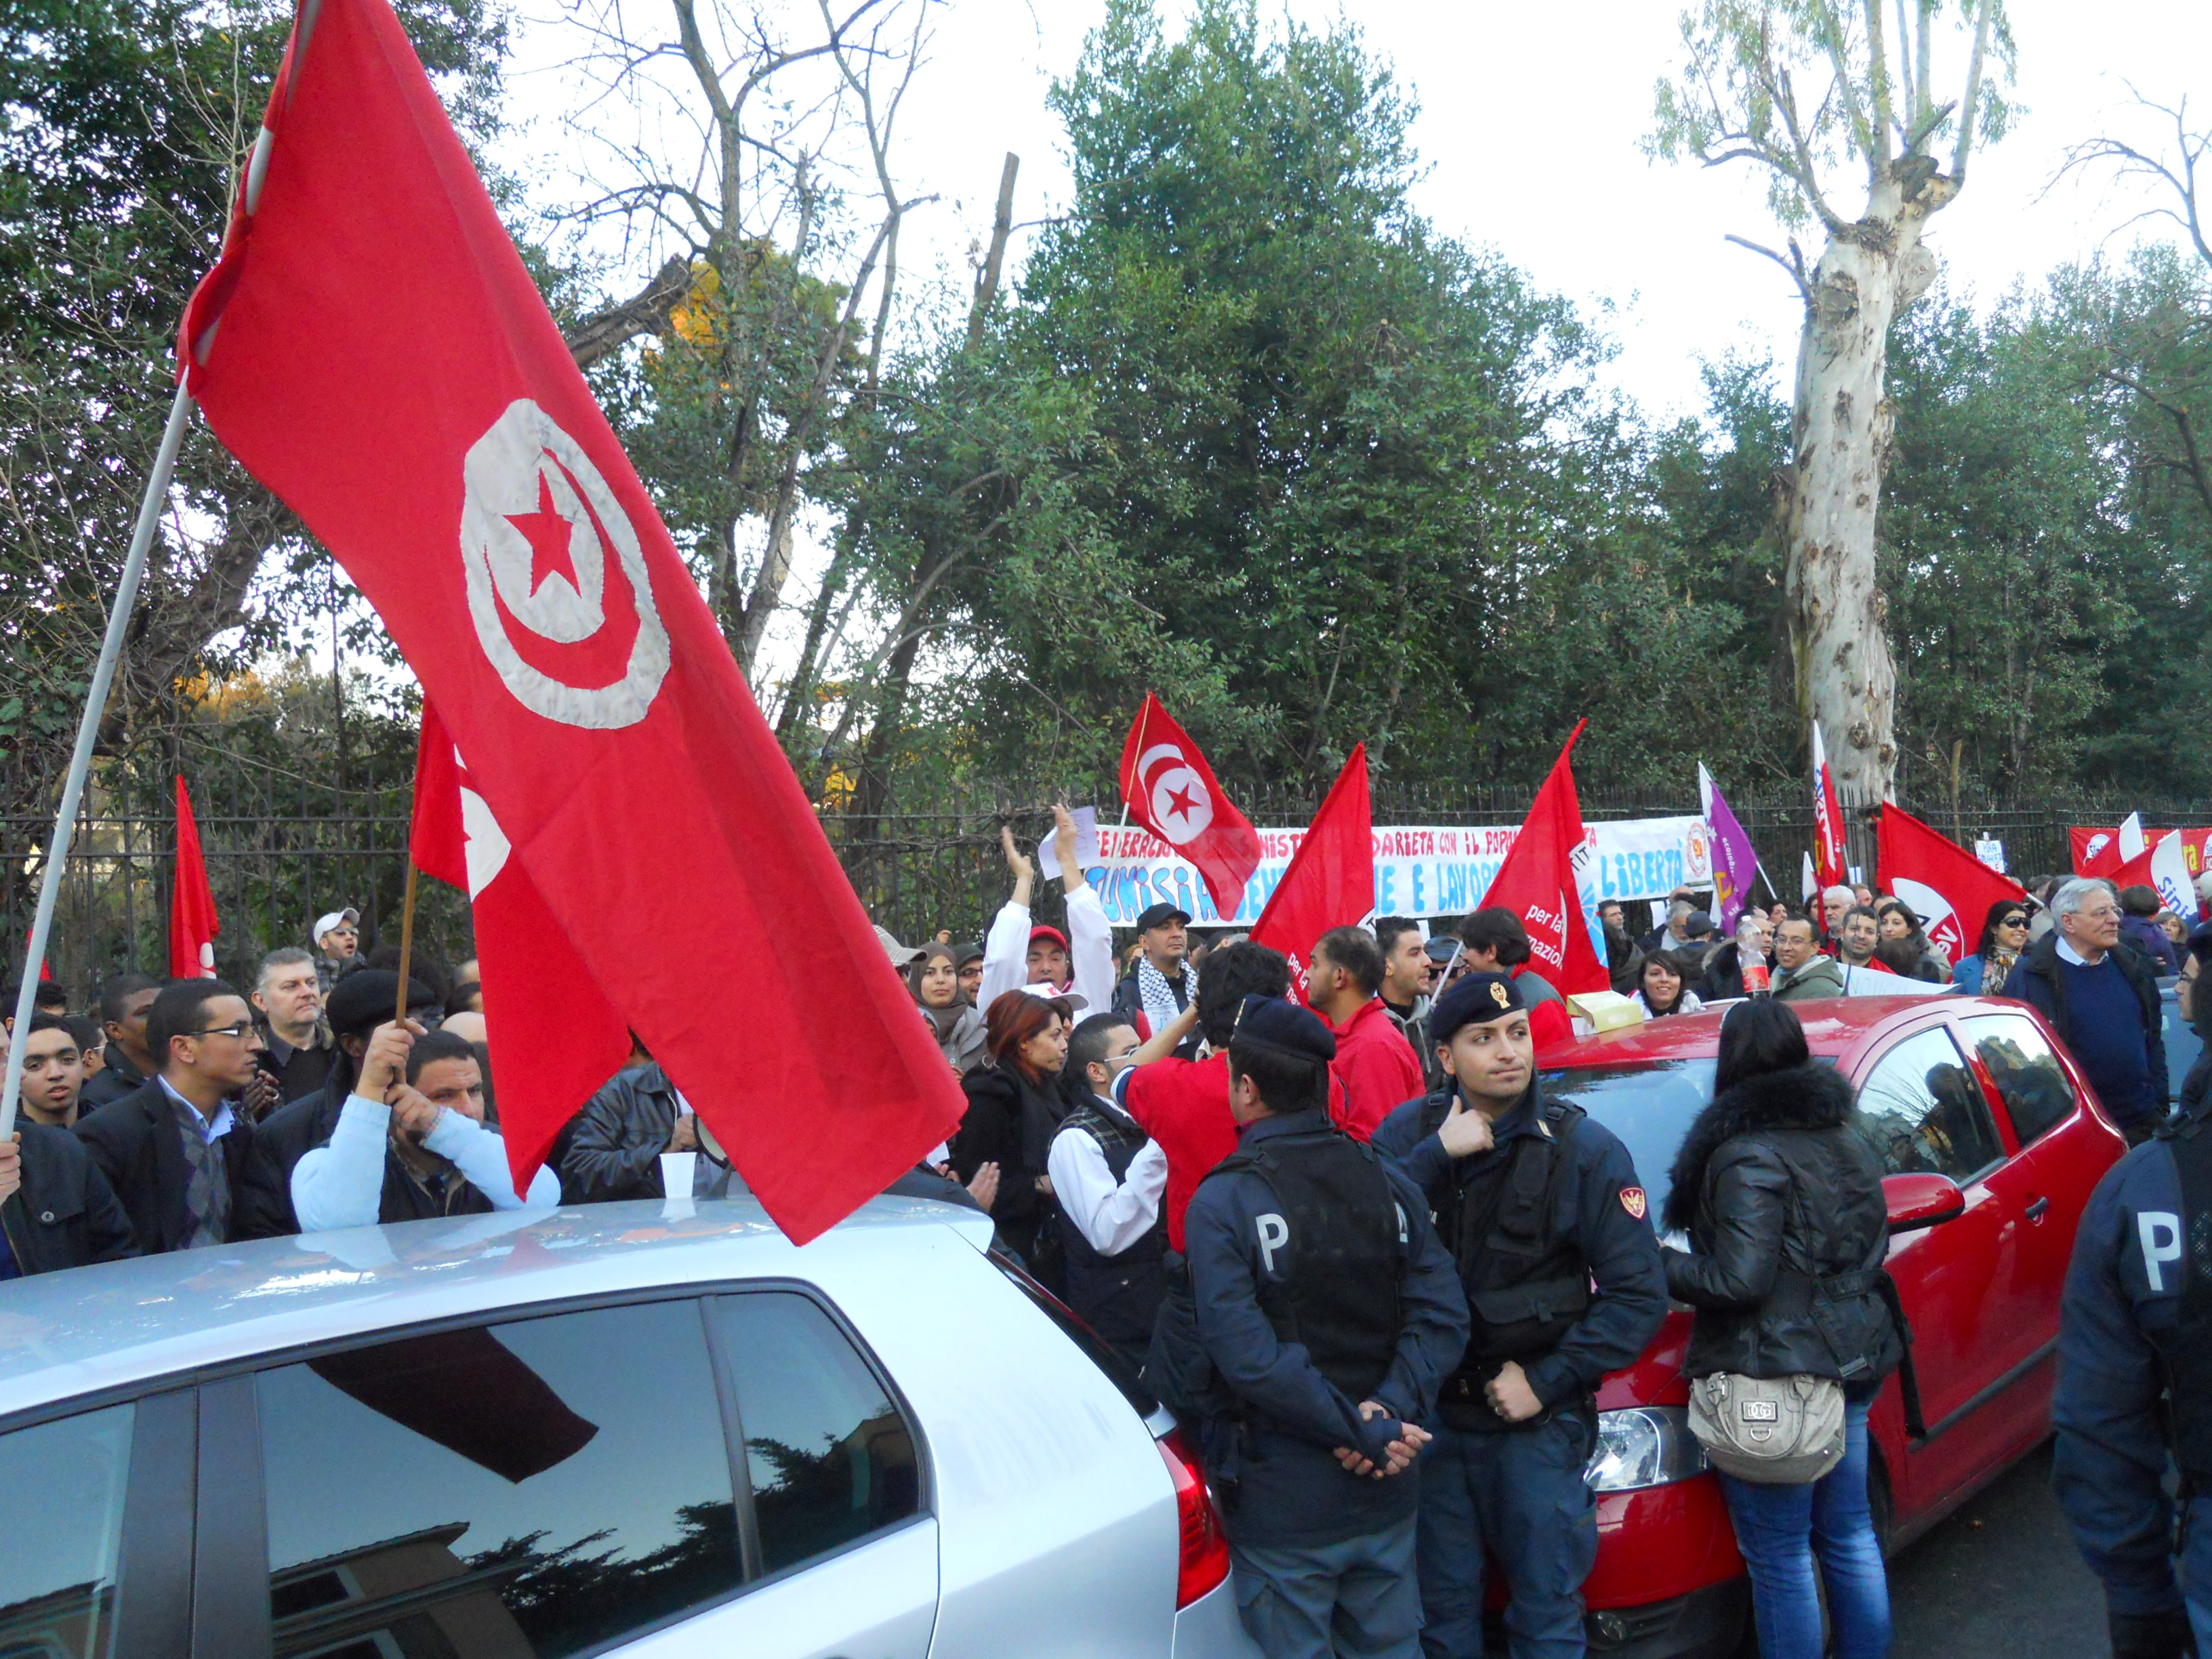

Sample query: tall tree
[1650,0,2015,808]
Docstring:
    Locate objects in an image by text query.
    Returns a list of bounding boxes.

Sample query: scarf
[1982,946,2018,997]
[1136,956,1195,1039]
[923,1002,989,1073]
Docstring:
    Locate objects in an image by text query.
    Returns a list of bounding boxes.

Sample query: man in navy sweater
[2006,878,2168,1143]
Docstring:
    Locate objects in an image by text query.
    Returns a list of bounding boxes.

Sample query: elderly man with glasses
[73,979,269,1254]
[2003,878,2169,1145]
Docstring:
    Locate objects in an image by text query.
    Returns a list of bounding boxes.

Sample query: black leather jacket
[1662,1062,1902,1389]
[560,1064,684,1204]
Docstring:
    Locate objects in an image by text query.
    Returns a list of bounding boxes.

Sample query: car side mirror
[1883,1172,1966,1233]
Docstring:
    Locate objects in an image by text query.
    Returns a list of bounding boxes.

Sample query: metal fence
[9,768,2205,1003]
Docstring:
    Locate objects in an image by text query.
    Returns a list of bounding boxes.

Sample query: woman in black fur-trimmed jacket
[1661,999,1902,1659]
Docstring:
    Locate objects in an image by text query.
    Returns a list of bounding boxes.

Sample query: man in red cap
[979,808,1113,1017]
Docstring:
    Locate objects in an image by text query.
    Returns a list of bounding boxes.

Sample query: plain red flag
[1118,693,1263,921]
[180,0,963,1240]
[1876,805,2027,967]
[411,704,631,1147]
[169,776,220,979]
[1811,721,1849,891]
[1476,722,1608,998]
[1251,745,1373,1005]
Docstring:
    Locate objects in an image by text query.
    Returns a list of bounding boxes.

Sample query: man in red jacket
[1309,925,1425,1141]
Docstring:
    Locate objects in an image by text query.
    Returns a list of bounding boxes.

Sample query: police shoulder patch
[1619,1186,1648,1221]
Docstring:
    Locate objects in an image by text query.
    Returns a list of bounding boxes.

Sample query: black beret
[325,969,439,1038]
[1136,901,1193,930]
[1231,995,1336,1063]
[2190,922,2212,967]
[1431,972,1525,1044]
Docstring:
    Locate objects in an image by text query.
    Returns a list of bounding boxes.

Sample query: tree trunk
[1786,161,1951,809]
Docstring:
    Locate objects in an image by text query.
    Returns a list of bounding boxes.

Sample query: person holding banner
[979,810,1115,1020]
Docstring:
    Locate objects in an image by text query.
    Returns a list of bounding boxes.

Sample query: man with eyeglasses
[2006,877,2169,1146]
[73,979,268,1254]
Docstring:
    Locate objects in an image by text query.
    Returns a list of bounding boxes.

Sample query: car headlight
[1586,1406,1705,1492]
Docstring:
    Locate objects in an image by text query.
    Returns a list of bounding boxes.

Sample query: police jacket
[1182,1109,1468,1549]
[561,1064,684,1204]
[1661,1063,1902,1390]
[1372,1083,1666,1427]
[2003,933,2167,1119]
[2052,1112,2212,1614]
[1,1124,138,1275]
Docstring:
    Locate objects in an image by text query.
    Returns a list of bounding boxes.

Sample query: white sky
[497,0,2212,421]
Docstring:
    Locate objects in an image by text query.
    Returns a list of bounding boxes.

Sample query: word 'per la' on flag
[1477,721,1609,999]
[169,776,220,979]
[1698,763,1758,935]
[1119,693,1263,920]
[179,0,963,1240]
[1811,722,1849,892]
[1251,745,1373,1003]
[1875,805,2026,967]
[411,704,631,1149]
[2112,830,2198,926]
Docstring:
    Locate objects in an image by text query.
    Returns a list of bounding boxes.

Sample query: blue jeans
[1415,1413,1598,1658]
[1717,1397,1891,1659]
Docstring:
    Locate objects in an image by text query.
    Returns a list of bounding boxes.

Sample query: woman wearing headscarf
[909,943,988,1074]
[1952,899,2030,996]
[951,987,1076,1280]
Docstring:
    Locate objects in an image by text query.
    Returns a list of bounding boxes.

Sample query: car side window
[712,1292,920,1576]
[1961,1015,2078,1148]
[0,1403,135,1659]
[1854,1025,2007,1180]
[256,1299,742,1658]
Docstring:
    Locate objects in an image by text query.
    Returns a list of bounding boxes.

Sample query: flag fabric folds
[1252,745,1374,1001]
[1118,693,1264,921]
[1811,722,1849,893]
[1875,805,2026,967]
[411,705,631,1158]
[179,0,963,1240]
[1698,763,1757,935]
[2110,830,2198,926]
[1476,722,1609,997]
[169,776,220,979]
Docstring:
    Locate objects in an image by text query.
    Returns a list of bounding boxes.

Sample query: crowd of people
[4,841,2208,1659]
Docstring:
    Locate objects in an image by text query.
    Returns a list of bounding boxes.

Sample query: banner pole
[3,383,197,1139]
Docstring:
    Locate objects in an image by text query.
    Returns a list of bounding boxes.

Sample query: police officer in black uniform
[2053,1095,2212,1656]
[1181,996,1469,1659]
[1371,972,1667,1659]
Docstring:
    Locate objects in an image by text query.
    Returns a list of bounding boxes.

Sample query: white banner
[1087,815,1715,928]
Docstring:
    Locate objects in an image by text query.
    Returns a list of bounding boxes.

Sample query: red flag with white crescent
[1118,692,1263,920]
[169,776,221,980]
[178,0,963,1240]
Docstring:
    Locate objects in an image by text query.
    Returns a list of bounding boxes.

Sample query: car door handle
[2024,1195,2050,1222]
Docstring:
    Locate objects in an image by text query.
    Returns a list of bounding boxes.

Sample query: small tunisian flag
[1875,805,2026,967]
[411,703,630,1142]
[1252,745,1373,1002]
[169,776,220,979]
[1811,721,1849,891]
[179,0,962,1240]
[1120,693,1263,921]
[1477,722,1607,998]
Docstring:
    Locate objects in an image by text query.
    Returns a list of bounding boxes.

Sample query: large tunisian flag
[1251,745,1373,1002]
[179,0,963,1240]
[169,776,220,979]
[410,703,630,1141]
[1119,693,1263,920]
[1875,805,2026,967]
[1476,722,1608,998]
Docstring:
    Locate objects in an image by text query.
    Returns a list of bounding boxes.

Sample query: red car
[1540,994,2125,1658]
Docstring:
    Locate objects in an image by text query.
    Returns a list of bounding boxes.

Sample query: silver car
[0,1194,1261,1658]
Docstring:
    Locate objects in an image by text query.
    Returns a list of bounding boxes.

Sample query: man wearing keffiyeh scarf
[1113,902,1196,1042]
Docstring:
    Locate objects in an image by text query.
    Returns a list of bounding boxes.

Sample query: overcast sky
[497,0,2212,421]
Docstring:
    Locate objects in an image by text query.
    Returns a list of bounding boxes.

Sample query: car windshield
[1540,1061,1719,1225]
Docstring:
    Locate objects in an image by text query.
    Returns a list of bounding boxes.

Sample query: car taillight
[1158,1428,1230,1608]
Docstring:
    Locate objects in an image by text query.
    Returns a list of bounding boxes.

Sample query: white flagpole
[3,384,197,1138]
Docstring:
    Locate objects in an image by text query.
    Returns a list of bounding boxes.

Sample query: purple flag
[1698,763,1758,934]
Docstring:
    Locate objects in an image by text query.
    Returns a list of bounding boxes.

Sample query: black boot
[2108,1606,2196,1659]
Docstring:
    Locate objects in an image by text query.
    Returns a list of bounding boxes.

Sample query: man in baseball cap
[1370,971,1667,1658]
[311,907,361,991]
[1112,899,1195,1042]
[1174,993,1466,1658]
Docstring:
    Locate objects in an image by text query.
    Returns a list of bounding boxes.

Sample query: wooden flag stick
[392,859,420,1025]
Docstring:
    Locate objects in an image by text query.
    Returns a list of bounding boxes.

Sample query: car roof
[0,1195,994,1423]
[1542,994,2022,1069]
